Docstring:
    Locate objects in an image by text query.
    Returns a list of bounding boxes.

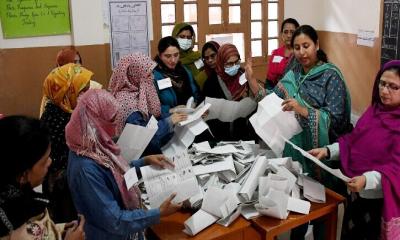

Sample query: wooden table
[149,210,260,240]
[251,188,345,240]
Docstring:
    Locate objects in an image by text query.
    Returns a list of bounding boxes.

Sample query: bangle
[326,147,331,159]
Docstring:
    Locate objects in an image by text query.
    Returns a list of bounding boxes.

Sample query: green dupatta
[276,63,351,189]
[172,23,203,88]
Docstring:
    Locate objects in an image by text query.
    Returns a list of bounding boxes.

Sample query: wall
[284,0,382,115]
[0,0,111,117]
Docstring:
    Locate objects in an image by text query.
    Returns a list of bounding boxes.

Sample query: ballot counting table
[149,188,344,240]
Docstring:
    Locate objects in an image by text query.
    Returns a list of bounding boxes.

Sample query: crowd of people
[1,20,399,240]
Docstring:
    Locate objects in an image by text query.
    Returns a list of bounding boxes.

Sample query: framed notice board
[0,0,71,38]
[381,0,400,64]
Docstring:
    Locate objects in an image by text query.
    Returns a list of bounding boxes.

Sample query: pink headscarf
[65,89,140,209]
[109,53,161,133]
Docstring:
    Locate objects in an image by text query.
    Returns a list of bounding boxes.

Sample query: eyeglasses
[224,59,241,68]
[202,53,217,61]
[379,80,400,92]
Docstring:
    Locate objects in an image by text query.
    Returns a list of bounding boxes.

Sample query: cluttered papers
[140,152,200,208]
[250,93,302,156]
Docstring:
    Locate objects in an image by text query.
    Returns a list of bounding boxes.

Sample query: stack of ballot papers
[138,139,347,236]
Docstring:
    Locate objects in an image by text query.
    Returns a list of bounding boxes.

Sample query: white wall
[284,0,381,37]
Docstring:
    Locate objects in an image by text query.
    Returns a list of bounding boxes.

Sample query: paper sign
[239,73,248,85]
[157,78,172,90]
[272,56,284,63]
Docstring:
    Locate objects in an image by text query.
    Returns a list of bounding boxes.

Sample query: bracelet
[326,147,331,159]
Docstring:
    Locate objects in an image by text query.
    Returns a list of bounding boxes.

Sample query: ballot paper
[238,156,269,201]
[183,187,240,236]
[240,203,260,219]
[140,152,200,208]
[259,174,288,196]
[302,175,326,203]
[193,155,236,176]
[205,97,257,122]
[217,205,242,227]
[117,122,158,162]
[183,209,219,236]
[250,93,302,156]
[178,102,211,126]
[283,137,351,182]
[256,188,289,219]
[161,119,209,157]
[287,197,310,214]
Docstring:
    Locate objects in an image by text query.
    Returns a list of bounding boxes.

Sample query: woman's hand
[347,176,366,192]
[144,154,175,169]
[169,105,186,114]
[201,110,209,119]
[245,58,260,95]
[64,214,85,240]
[308,147,328,160]
[159,193,182,217]
[281,98,308,117]
[170,112,188,124]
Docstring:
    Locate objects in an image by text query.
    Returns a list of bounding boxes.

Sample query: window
[152,0,283,66]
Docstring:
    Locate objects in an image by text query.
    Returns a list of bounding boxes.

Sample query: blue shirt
[67,151,160,240]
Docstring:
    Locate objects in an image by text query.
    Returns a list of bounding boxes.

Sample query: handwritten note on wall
[0,0,70,38]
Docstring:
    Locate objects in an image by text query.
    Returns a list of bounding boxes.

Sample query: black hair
[291,25,328,63]
[281,18,300,33]
[157,36,181,55]
[0,116,50,185]
[177,25,195,37]
[371,65,400,105]
[201,41,220,58]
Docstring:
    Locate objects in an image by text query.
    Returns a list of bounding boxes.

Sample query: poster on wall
[0,0,71,38]
[109,1,149,68]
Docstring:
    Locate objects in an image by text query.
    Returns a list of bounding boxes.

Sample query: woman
[309,60,400,239]
[172,23,204,88]
[153,36,202,115]
[66,89,181,240]
[109,53,187,154]
[201,41,221,97]
[40,63,92,222]
[0,116,85,240]
[266,18,300,88]
[247,25,352,240]
[204,43,255,141]
[39,48,102,117]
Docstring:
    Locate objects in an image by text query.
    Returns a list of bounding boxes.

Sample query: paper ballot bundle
[140,152,200,208]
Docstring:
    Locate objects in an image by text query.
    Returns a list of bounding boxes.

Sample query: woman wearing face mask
[246,25,351,240]
[208,43,255,140]
[172,23,204,89]
[0,116,85,240]
[109,53,187,155]
[308,60,400,239]
[153,36,202,115]
[266,18,300,88]
[40,63,92,223]
[66,89,181,240]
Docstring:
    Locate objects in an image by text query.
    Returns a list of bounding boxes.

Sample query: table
[149,210,260,240]
[251,188,345,240]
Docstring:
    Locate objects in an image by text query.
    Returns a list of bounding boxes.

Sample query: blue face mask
[224,64,240,76]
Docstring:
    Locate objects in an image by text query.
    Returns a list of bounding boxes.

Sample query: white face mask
[177,38,192,51]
